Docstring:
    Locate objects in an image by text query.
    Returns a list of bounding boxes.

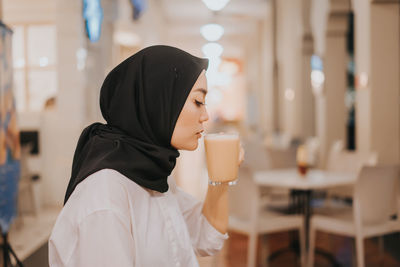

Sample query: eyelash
[195,100,205,107]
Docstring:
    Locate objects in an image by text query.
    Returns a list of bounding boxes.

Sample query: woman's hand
[238,142,245,166]
[202,140,245,234]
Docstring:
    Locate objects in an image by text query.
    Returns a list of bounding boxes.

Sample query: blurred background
[0,0,399,266]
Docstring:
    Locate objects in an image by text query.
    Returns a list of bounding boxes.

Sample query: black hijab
[64,45,208,204]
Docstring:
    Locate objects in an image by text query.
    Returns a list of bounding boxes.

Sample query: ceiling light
[207,57,222,73]
[202,43,223,59]
[200,24,224,42]
[207,71,232,87]
[311,70,325,89]
[201,0,230,11]
[285,88,295,101]
[219,60,239,75]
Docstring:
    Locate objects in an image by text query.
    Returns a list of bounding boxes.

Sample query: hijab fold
[64,45,208,204]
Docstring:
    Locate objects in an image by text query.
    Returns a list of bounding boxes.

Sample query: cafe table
[253,168,357,265]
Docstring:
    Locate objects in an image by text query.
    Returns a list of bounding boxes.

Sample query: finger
[238,147,245,165]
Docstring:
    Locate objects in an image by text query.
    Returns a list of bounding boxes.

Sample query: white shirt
[49,169,228,267]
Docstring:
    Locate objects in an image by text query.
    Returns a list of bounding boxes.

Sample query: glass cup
[204,132,240,186]
[297,162,309,176]
[296,145,309,176]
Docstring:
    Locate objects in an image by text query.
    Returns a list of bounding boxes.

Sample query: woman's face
[171,70,209,151]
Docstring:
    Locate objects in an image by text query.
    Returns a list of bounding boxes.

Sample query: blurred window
[11,24,57,112]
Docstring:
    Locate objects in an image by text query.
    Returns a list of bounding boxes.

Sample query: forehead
[191,70,208,93]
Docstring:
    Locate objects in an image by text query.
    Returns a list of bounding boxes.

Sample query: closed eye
[195,100,205,107]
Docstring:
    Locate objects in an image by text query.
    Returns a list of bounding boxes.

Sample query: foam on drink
[204,133,239,183]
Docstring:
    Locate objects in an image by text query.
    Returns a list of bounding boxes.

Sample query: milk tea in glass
[296,145,309,176]
[204,133,240,184]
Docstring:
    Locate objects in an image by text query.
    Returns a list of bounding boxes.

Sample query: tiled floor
[199,231,400,267]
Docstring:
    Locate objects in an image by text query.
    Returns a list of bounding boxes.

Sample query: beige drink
[204,133,240,184]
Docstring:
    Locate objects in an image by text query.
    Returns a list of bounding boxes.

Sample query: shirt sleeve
[66,210,135,267]
[173,184,228,257]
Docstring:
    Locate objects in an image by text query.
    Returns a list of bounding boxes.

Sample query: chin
[185,141,199,151]
[172,136,199,151]
[182,139,199,151]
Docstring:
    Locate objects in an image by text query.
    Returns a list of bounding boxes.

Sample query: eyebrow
[194,88,208,95]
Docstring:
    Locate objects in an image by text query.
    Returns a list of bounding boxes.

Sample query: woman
[49,45,243,267]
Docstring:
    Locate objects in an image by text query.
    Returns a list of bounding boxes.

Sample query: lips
[196,130,204,138]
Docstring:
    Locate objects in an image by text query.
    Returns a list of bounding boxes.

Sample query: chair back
[305,137,320,166]
[243,134,297,171]
[242,138,271,171]
[265,147,297,169]
[327,140,378,174]
[326,140,345,169]
[264,132,292,150]
[354,165,400,225]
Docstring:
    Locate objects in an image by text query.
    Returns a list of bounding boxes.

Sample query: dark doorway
[346,12,355,150]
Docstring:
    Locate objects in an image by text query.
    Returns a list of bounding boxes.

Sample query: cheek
[179,105,200,129]
[171,97,205,150]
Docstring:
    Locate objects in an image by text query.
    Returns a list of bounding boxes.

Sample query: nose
[200,107,209,123]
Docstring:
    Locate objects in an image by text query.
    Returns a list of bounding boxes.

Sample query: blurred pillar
[300,33,315,138]
[259,0,280,135]
[271,0,280,133]
[275,0,315,140]
[275,0,303,139]
[85,0,117,123]
[43,0,117,206]
[354,0,400,164]
[257,3,275,136]
[244,37,260,132]
[40,0,89,206]
[315,0,349,167]
[300,0,315,138]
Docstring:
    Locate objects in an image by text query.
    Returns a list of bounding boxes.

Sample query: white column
[276,0,315,140]
[244,38,260,132]
[301,0,315,138]
[40,0,88,206]
[271,0,280,133]
[259,0,278,136]
[85,0,117,123]
[300,33,315,138]
[354,0,400,164]
[300,0,315,138]
[42,0,117,206]
[315,0,349,167]
[276,0,303,139]
[257,15,274,137]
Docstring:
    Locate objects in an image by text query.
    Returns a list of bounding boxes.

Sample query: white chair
[308,165,400,267]
[242,137,273,171]
[326,141,378,174]
[305,137,320,167]
[229,166,306,267]
[242,135,297,171]
[325,140,378,202]
[242,137,295,210]
[263,132,292,150]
